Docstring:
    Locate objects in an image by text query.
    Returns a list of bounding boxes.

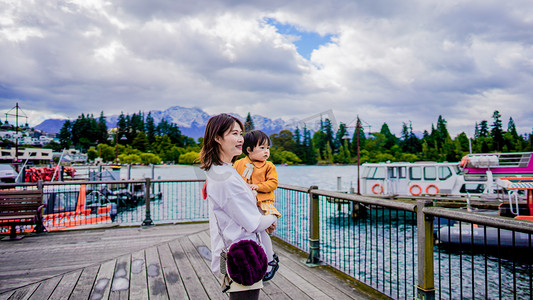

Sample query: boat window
[372,167,386,179]
[438,166,452,180]
[388,167,397,178]
[409,167,422,180]
[364,167,375,178]
[424,167,437,180]
[44,191,79,213]
[459,183,485,194]
[399,167,406,178]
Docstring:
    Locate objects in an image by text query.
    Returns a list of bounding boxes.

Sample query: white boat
[360,152,533,197]
[0,164,18,183]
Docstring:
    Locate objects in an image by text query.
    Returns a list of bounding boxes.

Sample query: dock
[0,223,381,299]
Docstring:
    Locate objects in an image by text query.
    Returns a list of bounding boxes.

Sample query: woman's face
[216,122,244,163]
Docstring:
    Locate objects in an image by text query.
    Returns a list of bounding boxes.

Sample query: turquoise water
[121,164,360,191]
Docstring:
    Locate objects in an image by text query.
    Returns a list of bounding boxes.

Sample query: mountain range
[35,106,299,139]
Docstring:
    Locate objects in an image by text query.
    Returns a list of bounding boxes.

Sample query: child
[234,130,280,281]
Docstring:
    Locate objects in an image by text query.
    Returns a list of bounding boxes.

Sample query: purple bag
[226,239,268,286]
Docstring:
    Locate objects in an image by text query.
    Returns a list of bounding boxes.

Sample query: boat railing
[466,152,532,168]
[274,184,533,300]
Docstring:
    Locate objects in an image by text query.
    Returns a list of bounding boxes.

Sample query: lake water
[122,164,360,191]
[80,164,531,299]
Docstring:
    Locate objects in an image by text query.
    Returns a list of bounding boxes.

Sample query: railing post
[416,200,435,300]
[306,185,321,265]
[142,177,154,226]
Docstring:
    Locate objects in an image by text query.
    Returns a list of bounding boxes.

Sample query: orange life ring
[371,183,383,195]
[426,184,439,196]
[409,184,422,196]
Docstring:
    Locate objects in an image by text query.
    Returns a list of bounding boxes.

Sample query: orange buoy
[426,184,439,196]
[409,184,422,196]
[371,183,383,195]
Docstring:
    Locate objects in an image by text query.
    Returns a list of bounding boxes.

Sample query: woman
[200,113,277,299]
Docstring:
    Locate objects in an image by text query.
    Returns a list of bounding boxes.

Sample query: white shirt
[206,163,276,275]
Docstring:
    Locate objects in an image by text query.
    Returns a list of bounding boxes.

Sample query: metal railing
[0,179,207,233]
[3,180,533,299]
[274,184,533,300]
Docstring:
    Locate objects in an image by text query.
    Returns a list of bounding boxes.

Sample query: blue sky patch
[265,18,333,60]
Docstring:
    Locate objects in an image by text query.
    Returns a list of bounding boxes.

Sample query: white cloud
[0,0,532,136]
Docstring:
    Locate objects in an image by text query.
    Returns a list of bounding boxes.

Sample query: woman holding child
[200,113,277,299]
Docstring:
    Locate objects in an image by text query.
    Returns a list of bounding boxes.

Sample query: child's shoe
[263,253,279,281]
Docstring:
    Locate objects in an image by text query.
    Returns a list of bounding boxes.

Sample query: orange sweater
[234,157,278,202]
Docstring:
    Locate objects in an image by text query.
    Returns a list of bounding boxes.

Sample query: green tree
[351,118,366,157]
[323,119,335,152]
[132,131,150,152]
[335,123,348,151]
[270,150,301,165]
[58,120,72,149]
[119,153,142,164]
[491,110,503,151]
[97,144,116,162]
[312,130,327,159]
[145,112,156,145]
[379,123,398,149]
[87,147,98,161]
[179,151,200,164]
[478,120,489,137]
[96,111,108,144]
[270,130,296,152]
[140,153,161,164]
[244,113,254,132]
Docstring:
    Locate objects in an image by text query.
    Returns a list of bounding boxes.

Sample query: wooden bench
[0,189,46,240]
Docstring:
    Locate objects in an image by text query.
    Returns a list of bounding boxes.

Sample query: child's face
[247,141,270,162]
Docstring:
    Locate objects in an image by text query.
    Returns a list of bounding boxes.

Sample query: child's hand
[248,184,259,190]
[265,223,276,234]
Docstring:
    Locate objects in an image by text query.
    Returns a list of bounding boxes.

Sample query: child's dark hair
[243,130,270,156]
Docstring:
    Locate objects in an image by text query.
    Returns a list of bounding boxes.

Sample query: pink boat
[461,152,533,180]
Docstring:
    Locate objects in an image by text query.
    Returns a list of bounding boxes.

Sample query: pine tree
[145,112,156,145]
[323,118,335,152]
[58,120,72,149]
[244,113,254,132]
[335,123,348,151]
[380,123,397,149]
[491,110,503,151]
[96,111,108,144]
[478,120,489,137]
[508,117,518,138]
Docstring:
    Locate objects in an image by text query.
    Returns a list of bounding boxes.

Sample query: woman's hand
[265,222,276,234]
[248,184,259,190]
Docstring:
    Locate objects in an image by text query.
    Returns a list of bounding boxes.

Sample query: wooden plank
[180,236,226,300]
[267,272,312,300]
[5,283,39,300]
[277,266,332,299]
[275,251,357,299]
[28,276,61,300]
[168,239,209,299]
[90,259,116,300]
[144,246,169,300]
[129,250,148,300]
[48,269,82,300]
[157,243,187,299]
[69,265,99,299]
[261,280,291,300]
[0,290,14,300]
[109,255,131,300]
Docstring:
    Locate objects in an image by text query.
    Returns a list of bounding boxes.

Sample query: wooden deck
[0,223,385,299]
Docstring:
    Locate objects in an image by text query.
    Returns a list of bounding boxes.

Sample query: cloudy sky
[1,0,533,137]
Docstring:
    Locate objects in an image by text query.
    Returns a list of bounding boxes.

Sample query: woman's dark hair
[242,130,270,156]
[200,113,244,170]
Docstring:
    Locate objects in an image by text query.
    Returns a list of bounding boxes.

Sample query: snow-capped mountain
[35,106,296,139]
